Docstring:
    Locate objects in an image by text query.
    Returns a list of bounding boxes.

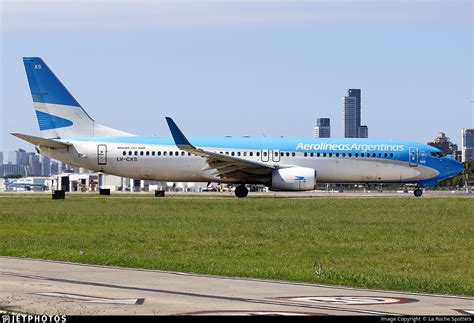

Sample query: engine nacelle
[271,167,317,191]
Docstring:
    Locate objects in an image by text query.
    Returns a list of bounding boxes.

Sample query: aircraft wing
[165,117,275,180]
[11,133,72,149]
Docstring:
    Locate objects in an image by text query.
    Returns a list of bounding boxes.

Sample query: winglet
[165,117,195,149]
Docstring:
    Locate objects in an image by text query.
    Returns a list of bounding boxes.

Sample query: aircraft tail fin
[22,57,133,139]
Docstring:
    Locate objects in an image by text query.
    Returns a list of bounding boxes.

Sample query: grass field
[0,194,472,296]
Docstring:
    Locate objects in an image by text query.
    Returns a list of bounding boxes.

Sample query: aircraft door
[261,150,269,162]
[97,144,107,165]
[272,149,280,162]
[409,147,418,167]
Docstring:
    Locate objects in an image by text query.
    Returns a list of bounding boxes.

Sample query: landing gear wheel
[414,188,423,197]
[235,185,249,198]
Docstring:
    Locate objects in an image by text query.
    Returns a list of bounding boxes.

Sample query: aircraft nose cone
[451,160,464,176]
[456,161,465,174]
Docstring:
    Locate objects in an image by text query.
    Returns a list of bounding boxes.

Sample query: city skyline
[1,1,472,152]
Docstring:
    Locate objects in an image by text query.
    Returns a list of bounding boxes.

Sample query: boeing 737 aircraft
[13,57,464,197]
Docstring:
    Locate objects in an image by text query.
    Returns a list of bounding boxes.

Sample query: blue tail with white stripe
[23,57,133,139]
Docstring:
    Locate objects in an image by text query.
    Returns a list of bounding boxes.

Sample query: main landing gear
[414,187,423,197]
[235,185,249,198]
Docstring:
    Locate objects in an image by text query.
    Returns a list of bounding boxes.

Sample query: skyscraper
[314,118,331,138]
[343,89,368,138]
[462,128,474,162]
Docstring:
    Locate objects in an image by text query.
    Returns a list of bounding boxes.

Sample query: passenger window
[384,153,388,158]
[336,153,339,157]
[244,152,247,156]
[225,151,229,155]
[250,152,253,157]
[317,153,321,157]
[188,152,191,156]
[157,151,161,156]
[146,151,150,156]
[164,152,167,156]
[257,152,260,157]
[274,152,278,157]
[310,152,314,157]
[122,151,126,156]
[390,153,394,158]
[342,153,346,157]
[378,153,382,158]
[323,153,327,157]
[231,152,235,156]
[128,151,132,156]
[286,152,290,157]
[152,151,155,156]
[329,153,333,157]
[355,153,358,157]
[181,151,185,156]
[134,151,138,156]
[292,152,295,157]
[263,152,267,157]
[373,153,377,157]
[237,152,241,156]
[304,152,308,157]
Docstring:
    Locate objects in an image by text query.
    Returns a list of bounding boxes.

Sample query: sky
[1,0,473,160]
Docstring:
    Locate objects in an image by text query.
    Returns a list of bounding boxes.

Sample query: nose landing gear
[235,185,249,198]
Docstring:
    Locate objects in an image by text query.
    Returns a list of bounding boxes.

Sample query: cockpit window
[430,152,445,158]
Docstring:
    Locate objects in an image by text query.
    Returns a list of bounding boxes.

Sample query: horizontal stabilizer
[11,133,72,149]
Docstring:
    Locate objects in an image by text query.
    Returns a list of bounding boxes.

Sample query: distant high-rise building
[42,156,51,176]
[27,153,42,176]
[51,161,59,175]
[462,128,474,162]
[314,118,331,138]
[0,152,3,165]
[8,149,28,166]
[358,125,368,138]
[343,89,368,138]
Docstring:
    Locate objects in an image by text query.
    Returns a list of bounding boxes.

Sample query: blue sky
[1,0,472,157]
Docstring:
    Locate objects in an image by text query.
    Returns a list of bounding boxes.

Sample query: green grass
[0,194,473,296]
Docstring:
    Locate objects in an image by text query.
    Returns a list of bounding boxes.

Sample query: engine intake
[271,167,317,191]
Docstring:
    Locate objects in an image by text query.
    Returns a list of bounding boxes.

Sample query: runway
[1,257,472,316]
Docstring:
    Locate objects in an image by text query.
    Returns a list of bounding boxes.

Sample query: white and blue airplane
[5,179,48,191]
[13,57,464,197]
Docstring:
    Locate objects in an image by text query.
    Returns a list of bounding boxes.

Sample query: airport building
[314,118,331,138]
[462,128,474,162]
[342,89,368,138]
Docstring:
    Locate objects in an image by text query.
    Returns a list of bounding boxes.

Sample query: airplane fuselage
[39,136,462,188]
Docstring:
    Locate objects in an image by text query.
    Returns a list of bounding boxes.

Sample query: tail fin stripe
[35,110,73,131]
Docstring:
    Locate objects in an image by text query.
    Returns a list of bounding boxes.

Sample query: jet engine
[271,167,317,191]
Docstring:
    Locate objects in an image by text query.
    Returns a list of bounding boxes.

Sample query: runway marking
[454,309,474,315]
[0,271,399,316]
[282,296,418,305]
[35,292,145,305]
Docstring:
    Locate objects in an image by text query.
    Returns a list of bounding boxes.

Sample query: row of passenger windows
[123,150,192,157]
[122,150,395,159]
